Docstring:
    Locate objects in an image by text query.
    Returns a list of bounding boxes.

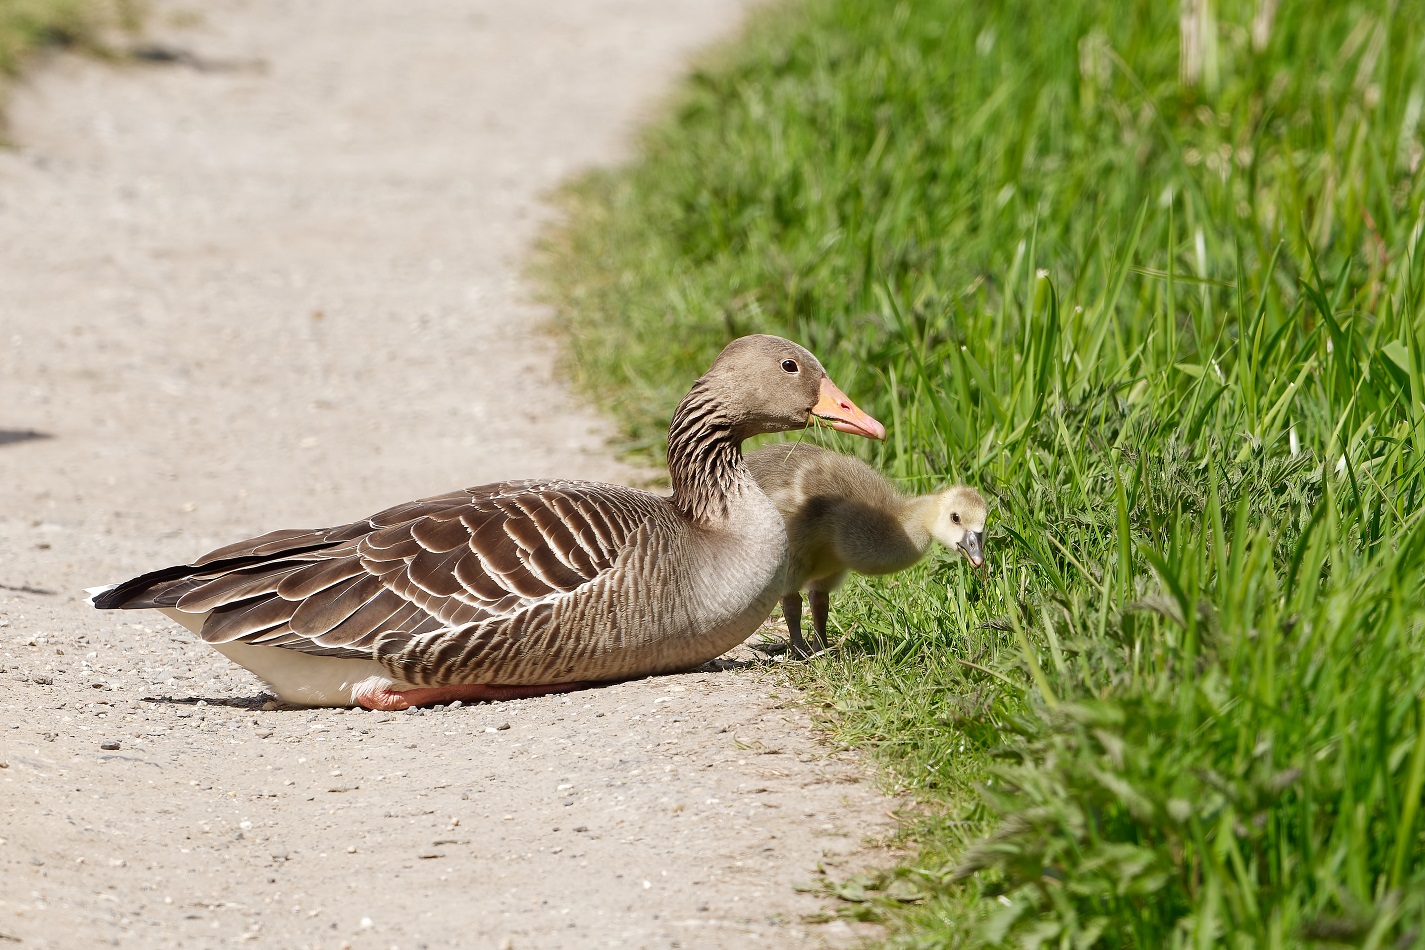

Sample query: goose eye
[780,359,800,374]
[952,513,961,524]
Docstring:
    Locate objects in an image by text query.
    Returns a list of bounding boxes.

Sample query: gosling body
[747,442,987,657]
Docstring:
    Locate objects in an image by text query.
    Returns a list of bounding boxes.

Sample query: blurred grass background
[0,0,139,124]
[540,0,1425,945]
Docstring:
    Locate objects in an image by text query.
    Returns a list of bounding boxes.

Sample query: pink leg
[354,681,591,711]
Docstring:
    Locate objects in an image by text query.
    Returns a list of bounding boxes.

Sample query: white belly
[159,608,403,707]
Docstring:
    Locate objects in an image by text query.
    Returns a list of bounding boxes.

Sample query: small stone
[33,675,53,686]
[359,916,374,930]
[261,701,279,712]
[100,740,121,751]
[573,826,588,833]
[496,722,511,731]
[448,700,463,709]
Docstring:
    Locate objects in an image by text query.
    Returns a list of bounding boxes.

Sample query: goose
[746,442,987,658]
[88,335,885,709]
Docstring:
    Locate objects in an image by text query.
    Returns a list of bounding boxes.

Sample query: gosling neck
[900,495,940,555]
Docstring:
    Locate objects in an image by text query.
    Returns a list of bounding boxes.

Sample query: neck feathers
[901,495,938,552]
[667,378,746,523]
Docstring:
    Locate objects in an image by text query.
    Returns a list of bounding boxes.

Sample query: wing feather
[290,574,385,637]
[409,514,470,553]
[275,558,366,600]
[97,479,673,676]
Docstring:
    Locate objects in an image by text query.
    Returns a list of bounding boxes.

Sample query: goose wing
[94,479,670,659]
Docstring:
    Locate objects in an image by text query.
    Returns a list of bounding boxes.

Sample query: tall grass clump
[540,0,1425,945]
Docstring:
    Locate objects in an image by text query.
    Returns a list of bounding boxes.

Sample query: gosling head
[927,485,988,567]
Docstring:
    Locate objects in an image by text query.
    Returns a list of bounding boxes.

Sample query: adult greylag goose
[89,335,885,709]
[746,442,986,658]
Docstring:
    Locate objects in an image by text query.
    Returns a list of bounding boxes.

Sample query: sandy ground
[0,2,898,947]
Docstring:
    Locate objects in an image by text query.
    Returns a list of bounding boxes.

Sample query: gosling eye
[952,512,961,524]
[780,359,800,374]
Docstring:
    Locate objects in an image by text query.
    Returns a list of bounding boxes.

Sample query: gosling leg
[808,588,831,656]
[783,593,808,659]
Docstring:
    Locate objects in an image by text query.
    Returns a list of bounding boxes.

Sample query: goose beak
[958,530,985,567]
[811,378,886,440]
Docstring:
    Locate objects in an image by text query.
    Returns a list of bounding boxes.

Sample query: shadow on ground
[0,429,50,447]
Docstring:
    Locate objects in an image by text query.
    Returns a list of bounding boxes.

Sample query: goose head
[703,335,886,441]
[926,485,988,567]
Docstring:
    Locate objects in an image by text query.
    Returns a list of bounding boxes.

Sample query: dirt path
[0,2,896,947]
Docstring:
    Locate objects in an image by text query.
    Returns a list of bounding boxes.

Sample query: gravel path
[0,2,895,947]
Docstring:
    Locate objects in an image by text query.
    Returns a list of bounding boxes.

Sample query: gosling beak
[958,530,985,567]
[811,377,886,441]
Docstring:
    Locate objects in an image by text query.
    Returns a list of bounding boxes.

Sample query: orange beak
[811,377,886,440]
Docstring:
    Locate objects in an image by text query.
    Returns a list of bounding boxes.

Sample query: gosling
[746,442,988,658]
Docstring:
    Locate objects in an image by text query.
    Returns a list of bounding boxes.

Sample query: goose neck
[667,380,746,523]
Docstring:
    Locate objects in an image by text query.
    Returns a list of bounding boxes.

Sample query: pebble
[100,740,121,751]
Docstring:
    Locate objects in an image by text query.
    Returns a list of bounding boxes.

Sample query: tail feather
[89,539,340,611]
[84,584,117,607]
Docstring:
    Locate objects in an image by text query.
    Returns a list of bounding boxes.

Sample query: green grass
[538,0,1425,945]
[0,0,138,120]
